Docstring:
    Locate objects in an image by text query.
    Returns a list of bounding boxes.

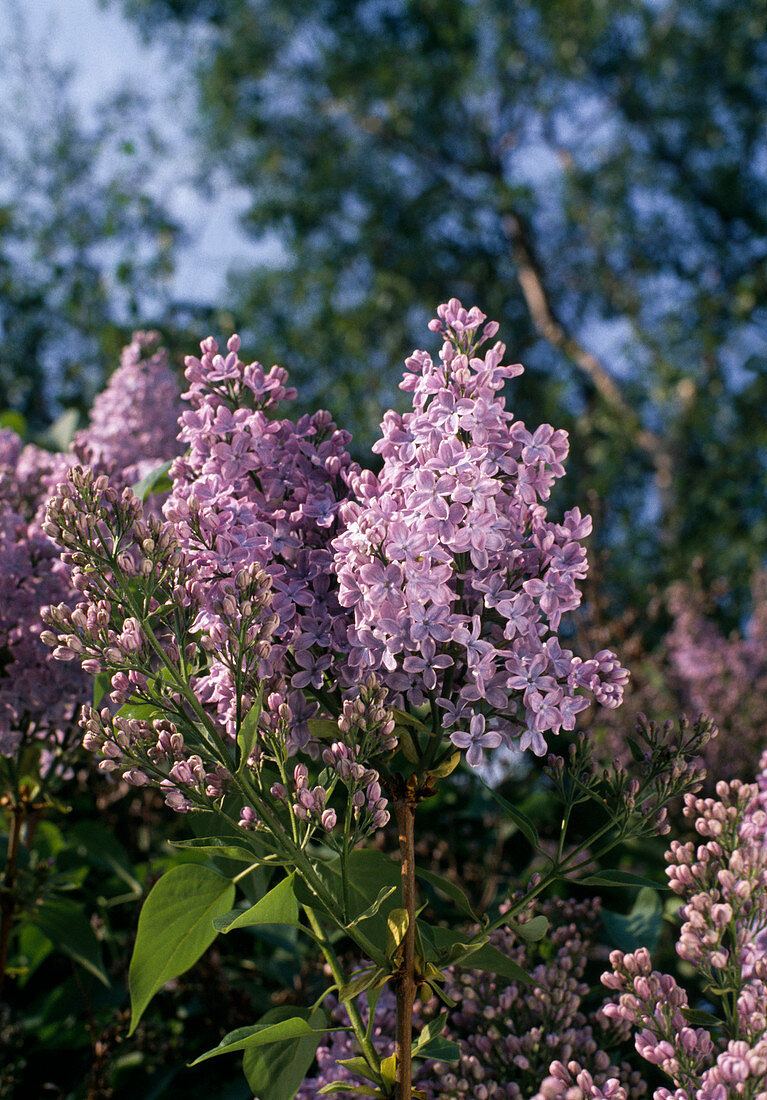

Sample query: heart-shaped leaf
[129,864,235,1033]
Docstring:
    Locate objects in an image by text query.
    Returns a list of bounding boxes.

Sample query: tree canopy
[0,31,179,428]
[68,1,767,610]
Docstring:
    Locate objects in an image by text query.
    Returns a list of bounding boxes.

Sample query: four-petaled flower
[450,713,502,768]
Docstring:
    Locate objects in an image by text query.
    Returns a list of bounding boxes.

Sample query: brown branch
[502,211,673,492]
[393,792,417,1100]
[0,803,24,1005]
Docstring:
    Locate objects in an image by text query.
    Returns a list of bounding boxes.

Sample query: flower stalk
[393,788,418,1100]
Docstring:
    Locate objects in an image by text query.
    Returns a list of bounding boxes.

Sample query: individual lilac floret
[333,298,628,763]
[449,712,502,768]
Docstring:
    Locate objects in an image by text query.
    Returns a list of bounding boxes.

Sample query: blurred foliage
[0,22,180,430]
[1,776,299,1099]
[110,0,766,619]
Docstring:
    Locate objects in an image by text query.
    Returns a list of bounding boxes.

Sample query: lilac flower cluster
[163,332,356,743]
[0,333,181,767]
[425,900,645,1100]
[0,502,88,759]
[333,299,628,761]
[595,760,767,1099]
[667,575,767,784]
[42,469,279,813]
[149,302,627,776]
[42,466,395,850]
[297,900,645,1099]
[73,329,182,488]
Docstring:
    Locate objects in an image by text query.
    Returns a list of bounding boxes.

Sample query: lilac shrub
[583,757,767,1099]
[40,301,674,1098]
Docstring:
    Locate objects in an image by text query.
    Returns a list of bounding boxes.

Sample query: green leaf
[419,924,531,984]
[317,1086,379,1096]
[414,867,480,921]
[476,778,539,848]
[192,1016,343,1066]
[397,728,420,763]
[169,836,270,864]
[294,850,401,940]
[38,408,79,450]
[242,1007,328,1100]
[307,718,341,740]
[580,869,668,890]
[32,898,109,986]
[601,887,664,954]
[347,885,398,927]
[625,736,647,763]
[68,820,142,896]
[93,671,112,708]
[214,874,299,933]
[508,915,549,941]
[117,700,164,722]
[427,751,461,778]
[0,410,26,436]
[338,1056,379,1082]
[237,689,263,773]
[379,1053,397,1088]
[454,942,531,984]
[339,966,389,1001]
[412,1011,448,1054]
[680,1006,725,1028]
[15,922,54,987]
[415,1036,461,1062]
[391,708,430,733]
[131,459,173,501]
[129,864,235,1033]
[385,908,409,957]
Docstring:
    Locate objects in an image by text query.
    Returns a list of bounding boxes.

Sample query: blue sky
[0,0,258,304]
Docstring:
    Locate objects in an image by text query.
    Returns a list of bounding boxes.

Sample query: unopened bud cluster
[544,716,714,857]
[593,754,767,1099]
[299,898,647,1099]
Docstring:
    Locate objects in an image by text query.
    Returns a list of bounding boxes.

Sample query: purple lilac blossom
[74,330,182,487]
[667,575,767,784]
[162,333,356,743]
[332,298,628,761]
[0,503,88,758]
[0,332,181,765]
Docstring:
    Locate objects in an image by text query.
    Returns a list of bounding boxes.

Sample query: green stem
[0,802,24,1004]
[304,906,382,1077]
[291,846,389,969]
